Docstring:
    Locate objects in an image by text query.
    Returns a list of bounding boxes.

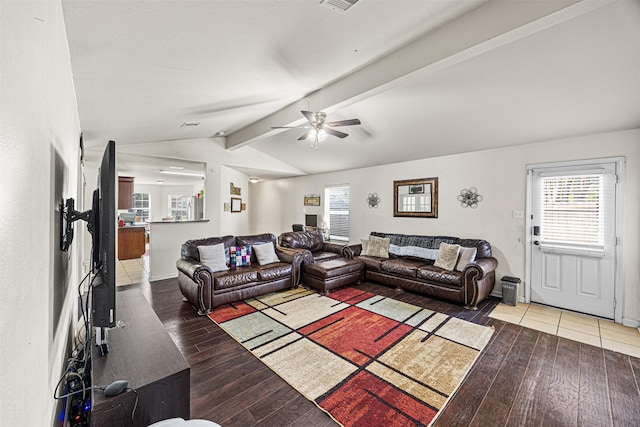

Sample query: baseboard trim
[149,272,178,282]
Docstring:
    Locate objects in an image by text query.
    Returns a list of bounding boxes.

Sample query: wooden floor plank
[469,326,539,426]
[542,338,580,426]
[605,350,640,426]
[203,375,291,423]
[505,332,559,426]
[578,344,612,427]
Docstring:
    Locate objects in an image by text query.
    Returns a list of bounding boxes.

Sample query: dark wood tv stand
[91,287,190,426]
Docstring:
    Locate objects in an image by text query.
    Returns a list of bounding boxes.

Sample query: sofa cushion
[182,235,235,262]
[237,233,277,263]
[455,238,492,259]
[358,255,384,271]
[255,263,292,281]
[197,243,229,272]
[230,245,251,267]
[371,232,457,261]
[279,231,324,252]
[312,251,342,262]
[417,266,463,286]
[364,235,390,258]
[253,242,280,265]
[434,242,460,270]
[455,246,477,271]
[214,268,259,290]
[381,259,428,278]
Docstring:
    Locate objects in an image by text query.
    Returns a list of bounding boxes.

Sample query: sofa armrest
[176,258,214,315]
[322,241,347,255]
[467,256,498,277]
[176,258,208,279]
[276,246,307,286]
[344,243,363,258]
[462,256,498,309]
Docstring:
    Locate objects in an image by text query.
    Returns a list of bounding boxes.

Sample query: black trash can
[501,276,521,306]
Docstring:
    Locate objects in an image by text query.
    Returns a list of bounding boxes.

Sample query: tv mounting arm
[59,197,93,252]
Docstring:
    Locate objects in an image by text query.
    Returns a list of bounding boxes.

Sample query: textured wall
[0,1,82,425]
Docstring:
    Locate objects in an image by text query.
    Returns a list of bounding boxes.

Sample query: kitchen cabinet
[118,176,135,210]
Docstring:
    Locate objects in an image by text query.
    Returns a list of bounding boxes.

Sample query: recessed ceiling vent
[320,0,359,13]
[180,122,200,128]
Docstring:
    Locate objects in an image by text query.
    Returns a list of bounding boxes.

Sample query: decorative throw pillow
[364,235,390,258]
[360,238,369,254]
[252,243,280,265]
[455,246,477,272]
[434,242,461,271]
[197,243,229,273]
[230,245,251,267]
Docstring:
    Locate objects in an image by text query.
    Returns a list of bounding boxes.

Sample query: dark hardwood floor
[130,279,640,426]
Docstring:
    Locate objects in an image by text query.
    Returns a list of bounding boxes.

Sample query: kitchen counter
[147,220,212,281]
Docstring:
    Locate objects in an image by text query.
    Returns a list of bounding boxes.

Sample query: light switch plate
[512,209,524,219]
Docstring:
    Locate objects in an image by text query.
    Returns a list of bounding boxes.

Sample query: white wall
[250,129,640,325]
[0,1,82,425]
[220,166,251,236]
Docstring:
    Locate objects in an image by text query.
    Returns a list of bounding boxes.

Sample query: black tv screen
[305,214,318,228]
[92,140,116,328]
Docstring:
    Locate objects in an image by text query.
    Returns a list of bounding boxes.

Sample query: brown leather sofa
[278,230,350,263]
[176,233,303,315]
[351,232,498,310]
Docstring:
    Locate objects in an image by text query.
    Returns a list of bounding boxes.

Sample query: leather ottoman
[303,258,365,295]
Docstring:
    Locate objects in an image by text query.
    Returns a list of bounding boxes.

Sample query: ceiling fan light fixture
[307,128,328,142]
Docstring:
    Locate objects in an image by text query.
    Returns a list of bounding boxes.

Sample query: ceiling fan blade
[271,125,309,129]
[301,110,316,123]
[325,127,349,139]
[326,118,361,127]
[298,131,311,141]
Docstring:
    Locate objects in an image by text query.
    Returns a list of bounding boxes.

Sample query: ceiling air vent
[320,0,359,13]
[180,122,200,128]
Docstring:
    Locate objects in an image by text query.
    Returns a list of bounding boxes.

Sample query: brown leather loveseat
[351,232,498,310]
[176,233,303,315]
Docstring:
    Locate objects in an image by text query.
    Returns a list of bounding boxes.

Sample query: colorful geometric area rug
[208,287,494,426]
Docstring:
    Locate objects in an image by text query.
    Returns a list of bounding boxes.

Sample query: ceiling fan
[271,110,361,149]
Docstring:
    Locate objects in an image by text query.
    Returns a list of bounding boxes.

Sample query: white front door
[529,161,618,319]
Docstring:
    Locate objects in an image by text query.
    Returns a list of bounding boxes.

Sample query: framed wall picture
[394,177,438,218]
[304,195,320,206]
[231,197,242,213]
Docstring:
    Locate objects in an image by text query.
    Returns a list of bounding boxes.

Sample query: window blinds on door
[540,171,614,252]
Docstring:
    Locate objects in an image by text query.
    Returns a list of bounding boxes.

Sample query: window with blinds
[325,185,350,241]
[541,174,605,250]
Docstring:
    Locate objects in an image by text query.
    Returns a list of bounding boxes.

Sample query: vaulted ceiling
[63,0,640,181]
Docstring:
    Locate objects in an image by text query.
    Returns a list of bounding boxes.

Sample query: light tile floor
[489,302,640,359]
[116,254,149,286]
